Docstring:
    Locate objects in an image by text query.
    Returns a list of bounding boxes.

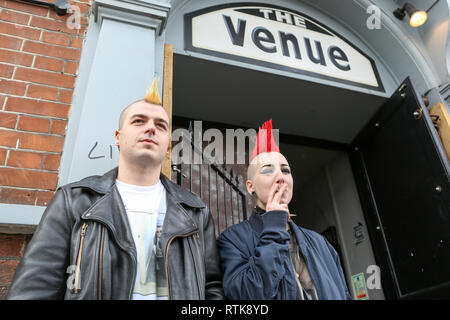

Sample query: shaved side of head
[119,99,143,129]
[118,99,169,129]
[247,157,259,181]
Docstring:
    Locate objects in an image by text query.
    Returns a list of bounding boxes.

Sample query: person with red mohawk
[217,119,351,300]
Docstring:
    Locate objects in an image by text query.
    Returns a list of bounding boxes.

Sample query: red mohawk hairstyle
[250,119,280,161]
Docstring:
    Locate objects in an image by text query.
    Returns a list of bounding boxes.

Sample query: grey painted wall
[414,0,450,84]
[58,0,170,185]
[326,153,385,300]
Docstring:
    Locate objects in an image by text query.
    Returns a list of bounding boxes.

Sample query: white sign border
[184,2,385,93]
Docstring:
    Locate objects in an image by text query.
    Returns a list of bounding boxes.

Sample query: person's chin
[134,151,163,164]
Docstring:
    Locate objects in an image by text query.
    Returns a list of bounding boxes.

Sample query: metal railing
[171,122,248,237]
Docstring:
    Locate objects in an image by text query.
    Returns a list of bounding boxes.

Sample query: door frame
[349,77,450,299]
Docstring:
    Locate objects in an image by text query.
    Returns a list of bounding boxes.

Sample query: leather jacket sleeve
[217,210,290,299]
[6,188,72,300]
[202,207,225,300]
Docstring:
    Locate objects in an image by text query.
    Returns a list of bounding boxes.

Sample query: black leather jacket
[6,168,224,300]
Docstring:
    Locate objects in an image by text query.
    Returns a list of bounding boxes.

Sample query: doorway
[171,53,390,299]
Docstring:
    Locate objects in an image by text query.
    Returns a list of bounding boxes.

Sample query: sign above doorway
[184,3,384,92]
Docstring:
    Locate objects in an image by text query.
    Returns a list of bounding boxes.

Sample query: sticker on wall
[184,3,384,92]
[353,222,365,245]
[352,273,369,300]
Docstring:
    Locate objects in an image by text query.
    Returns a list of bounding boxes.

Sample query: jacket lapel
[74,168,135,252]
[81,186,136,253]
[73,167,206,261]
[159,174,206,262]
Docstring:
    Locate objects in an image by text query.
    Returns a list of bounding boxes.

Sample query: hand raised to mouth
[265,182,290,222]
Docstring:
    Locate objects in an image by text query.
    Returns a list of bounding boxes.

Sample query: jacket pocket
[73,222,88,293]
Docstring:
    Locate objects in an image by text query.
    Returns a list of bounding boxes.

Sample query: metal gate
[171,122,248,237]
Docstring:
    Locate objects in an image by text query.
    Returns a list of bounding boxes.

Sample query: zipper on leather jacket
[98,226,106,300]
[190,232,203,299]
[74,222,88,294]
[164,230,198,300]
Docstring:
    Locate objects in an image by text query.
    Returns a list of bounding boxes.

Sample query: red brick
[17,115,50,133]
[42,31,71,46]
[0,9,31,25]
[0,79,26,95]
[21,133,65,153]
[5,97,70,118]
[29,15,67,32]
[71,36,84,48]
[23,41,81,61]
[0,34,22,50]
[43,153,60,171]
[51,119,66,135]
[14,67,75,89]
[36,190,54,206]
[0,260,20,285]
[34,56,64,73]
[0,21,41,40]
[48,9,71,22]
[7,150,44,169]
[0,148,6,165]
[0,187,37,205]
[0,64,14,78]
[0,112,17,129]
[64,61,78,74]
[76,2,92,15]
[27,84,58,101]
[0,235,26,257]
[0,167,58,189]
[0,129,65,153]
[58,89,73,104]
[0,0,49,17]
[0,49,33,67]
[30,16,87,35]
[64,14,89,29]
[0,129,18,146]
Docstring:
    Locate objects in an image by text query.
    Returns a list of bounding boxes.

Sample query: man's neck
[117,160,161,186]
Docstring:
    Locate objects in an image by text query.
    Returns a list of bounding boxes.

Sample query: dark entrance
[351,78,450,299]
[172,52,450,299]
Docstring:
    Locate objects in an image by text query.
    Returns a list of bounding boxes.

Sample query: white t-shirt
[115,179,168,300]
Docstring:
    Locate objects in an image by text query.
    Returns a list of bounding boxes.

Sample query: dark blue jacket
[217,210,352,300]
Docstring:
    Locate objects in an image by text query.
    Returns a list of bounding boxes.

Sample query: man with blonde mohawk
[217,119,351,300]
[7,79,224,300]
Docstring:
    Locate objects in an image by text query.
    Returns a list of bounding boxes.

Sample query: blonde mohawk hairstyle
[144,77,162,105]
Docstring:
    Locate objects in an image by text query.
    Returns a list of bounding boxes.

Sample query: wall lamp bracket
[14,0,71,16]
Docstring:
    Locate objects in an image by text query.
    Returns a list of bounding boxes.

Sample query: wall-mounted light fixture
[393,1,440,28]
[14,0,70,15]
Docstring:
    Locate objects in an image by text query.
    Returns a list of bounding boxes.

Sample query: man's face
[115,101,170,167]
[246,152,293,209]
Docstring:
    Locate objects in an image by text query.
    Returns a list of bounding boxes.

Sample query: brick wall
[0,233,31,299]
[0,0,92,298]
